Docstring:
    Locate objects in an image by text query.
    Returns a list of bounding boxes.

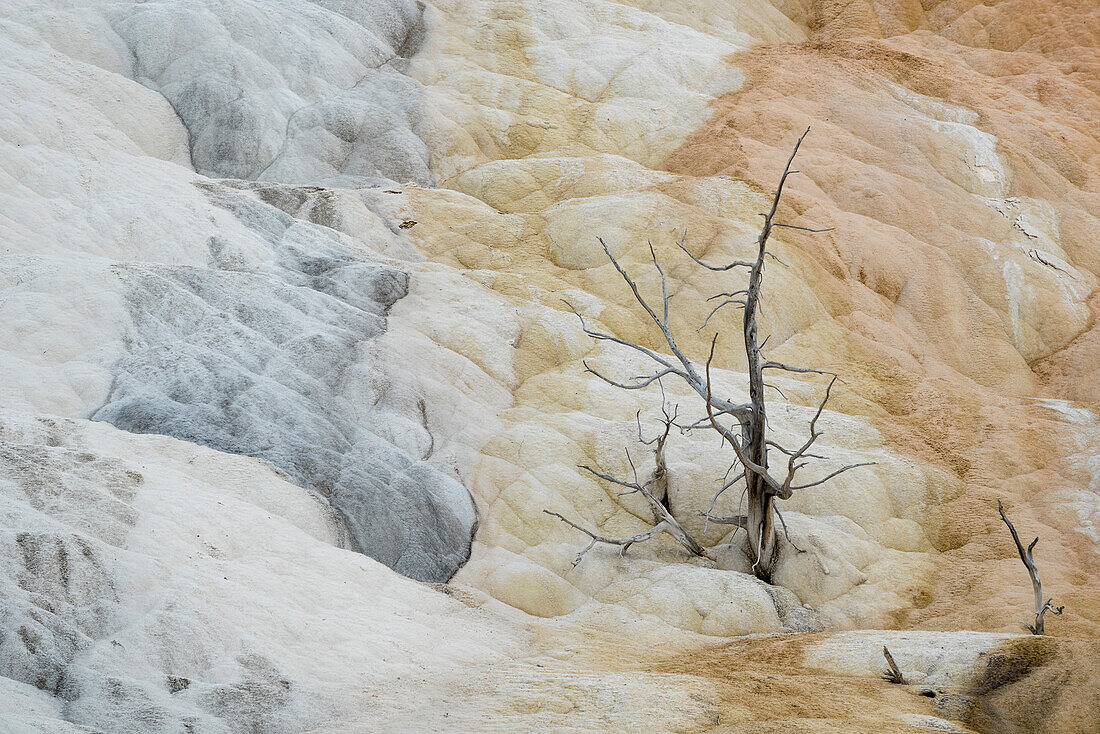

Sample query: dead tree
[997,500,1063,634]
[551,129,870,581]
[882,646,906,684]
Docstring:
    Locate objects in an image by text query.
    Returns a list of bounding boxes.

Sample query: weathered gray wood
[545,402,715,565]
[997,500,1064,634]
[555,129,872,581]
[882,646,907,684]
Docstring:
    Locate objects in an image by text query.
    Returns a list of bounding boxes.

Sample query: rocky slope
[1,0,1097,731]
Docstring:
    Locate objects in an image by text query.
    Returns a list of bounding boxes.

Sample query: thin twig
[771,223,835,233]
[774,506,806,553]
[544,511,665,565]
[702,471,745,534]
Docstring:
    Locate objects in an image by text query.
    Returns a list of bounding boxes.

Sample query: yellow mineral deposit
[401,0,1099,727]
[1,0,1097,730]
[385,0,1099,632]
[397,0,1097,727]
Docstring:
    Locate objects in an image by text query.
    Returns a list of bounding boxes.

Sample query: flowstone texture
[90,183,477,582]
[1,0,482,582]
[0,415,522,734]
[106,0,435,186]
[2,0,1100,729]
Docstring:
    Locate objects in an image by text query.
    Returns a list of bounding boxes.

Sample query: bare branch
[998,500,1064,635]
[562,299,681,373]
[624,447,642,487]
[771,223,835,233]
[598,237,670,335]
[700,514,747,527]
[697,298,746,332]
[704,335,783,491]
[649,242,670,327]
[763,382,789,400]
[677,239,755,272]
[774,374,835,498]
[744,126,810,284]
[578,463,639,491]
[719,471,747,493]
[679,407,743,432]
[638,387,677,451]
[764,251,789,267]
[636,411,654,446]
[882,647,907,685]
[704,486,752,540]
[544,511,666,565]
[638,399,678,453]
[707,290,749,301]
[766,440,826,460]
[774,506,806,553]
[762,361,838,377]
[587,242,754,421]
[584,361,678,390]
[788,462,876,491]
[769,375,873,497]
[563,446,716,562]
[702,471,745,534]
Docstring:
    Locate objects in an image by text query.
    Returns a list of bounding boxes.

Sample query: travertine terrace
[1,0,1097,731]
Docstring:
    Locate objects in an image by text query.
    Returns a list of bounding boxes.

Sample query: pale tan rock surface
[0,0,1097,730]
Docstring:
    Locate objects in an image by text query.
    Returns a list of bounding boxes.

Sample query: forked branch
[997,500,1063,634]
[556,129,873,582]
[562,242,752,422]
[700,471,746,533]
[677,230,755,272]
[547,407,715,566]
[882,647,907,685]
[544,511,667,566]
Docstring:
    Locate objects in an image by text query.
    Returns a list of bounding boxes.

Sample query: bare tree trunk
[558,128,872,582]
[743,201,774,575]
[882,647,907,684]
[997,500,1064,634]
[745,492,776,577]
[734,129,809,579]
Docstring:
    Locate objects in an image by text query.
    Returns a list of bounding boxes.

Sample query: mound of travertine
[0,0,1096,730]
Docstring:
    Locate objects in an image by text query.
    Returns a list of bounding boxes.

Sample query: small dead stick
[997,500,1064,635]
[544,511,667,566]
[882,646,906,684]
